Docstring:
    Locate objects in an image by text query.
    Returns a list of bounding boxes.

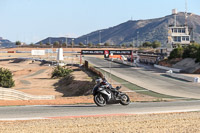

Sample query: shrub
[51,66,73,78]
[0,67,15,88]
[168,47,184,60]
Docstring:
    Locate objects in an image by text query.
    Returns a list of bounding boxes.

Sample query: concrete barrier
[154,64,181,73]
[106,58,137,67]
[166,71,200,83]
[0,87,55,100]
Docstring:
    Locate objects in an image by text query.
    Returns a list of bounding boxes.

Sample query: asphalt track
[1,101,200,120]
[1,57,200,120]
[84,57,200,99]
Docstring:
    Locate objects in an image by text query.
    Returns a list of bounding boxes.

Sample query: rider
[95,77,120,97]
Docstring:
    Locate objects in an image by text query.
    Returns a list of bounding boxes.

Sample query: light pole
[99,30,101,44]
[65,36,68,48]
[87,35,89,45]
[71,38,74,66]
[136,31,139,47]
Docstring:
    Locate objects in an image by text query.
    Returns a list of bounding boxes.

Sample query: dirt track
[0,112,200,133]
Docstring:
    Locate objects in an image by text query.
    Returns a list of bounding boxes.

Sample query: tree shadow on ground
[53,75,95,97]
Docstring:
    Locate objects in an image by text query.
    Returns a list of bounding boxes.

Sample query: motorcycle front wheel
[94,94,106,107]
[120,94,130,105]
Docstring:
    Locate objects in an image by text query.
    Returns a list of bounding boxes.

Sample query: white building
[168,9,192,48]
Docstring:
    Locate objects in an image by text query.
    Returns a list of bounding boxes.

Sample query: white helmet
[95,78,102,84]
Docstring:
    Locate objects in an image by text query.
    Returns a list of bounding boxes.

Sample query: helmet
[95,78,102,84]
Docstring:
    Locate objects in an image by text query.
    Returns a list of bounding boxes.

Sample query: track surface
[1,101,200,120]
[84,57,200,99]
[1,57,200,120]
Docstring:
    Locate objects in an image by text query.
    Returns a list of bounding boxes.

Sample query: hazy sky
[0,0,199,43]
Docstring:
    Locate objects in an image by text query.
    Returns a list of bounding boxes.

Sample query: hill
[0,37,15,48]
[36,37,75,45]
[75,12,200,46]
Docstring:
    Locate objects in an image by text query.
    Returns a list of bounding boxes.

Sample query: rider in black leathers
[96,77,120,97]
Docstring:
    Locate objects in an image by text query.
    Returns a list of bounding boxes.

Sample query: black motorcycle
[92,79,130,107]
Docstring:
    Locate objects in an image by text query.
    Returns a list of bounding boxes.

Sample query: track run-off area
[1,57,200,121]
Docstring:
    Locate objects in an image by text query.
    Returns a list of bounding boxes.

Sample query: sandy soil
[0,55,159,106]
[0,112,200,133]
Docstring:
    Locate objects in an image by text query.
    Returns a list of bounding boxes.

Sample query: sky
[0,0,199,43]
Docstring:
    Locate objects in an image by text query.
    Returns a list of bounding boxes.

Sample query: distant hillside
[75,12,200,46]
[36,37,75,45]
[0,37,12,43]
[0,37,15,48]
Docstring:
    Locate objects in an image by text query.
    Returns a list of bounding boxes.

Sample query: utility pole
[65,37,67,48]
[71,38,74,66]
[136,31,139,47]
[99,30,101,44]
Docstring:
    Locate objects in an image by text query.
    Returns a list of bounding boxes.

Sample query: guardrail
[154,64,182,73]
[0,87,55,100]
[166,70,200,83]
[106,58,137,67]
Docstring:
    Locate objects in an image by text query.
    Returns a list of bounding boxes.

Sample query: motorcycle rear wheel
[120,94,130,105]
[94,94,106,107]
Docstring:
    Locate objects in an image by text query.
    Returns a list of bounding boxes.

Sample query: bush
[51,66,73,78]
[0,67,15,88]
[168,47,184,60]
[168,43,200,63]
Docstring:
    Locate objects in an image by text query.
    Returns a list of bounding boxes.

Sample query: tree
[15,41,21,46]
[129,44,133,47]
[79,42,84,47]
[142,41,151,47]
[46,42,50,46]
[121,44,126,48]
[53,41,60,47]
[152,40,161,48]
[168,47,184,59]
[195,47,200,63]
[104,42,110,47]
[88,43,93,47]
[62,43,67,47]
[0,67,15,88]
[40,42,43,45]
[183,43,200,59]
[97,43,101,48]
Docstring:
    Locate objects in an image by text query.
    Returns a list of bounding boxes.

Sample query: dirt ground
[0,51,158,106]
[0,112,200,133]
[1,48,200,132]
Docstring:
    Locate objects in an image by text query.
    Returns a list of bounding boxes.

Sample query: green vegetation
[104,42,110,47]
[79,42,84,47]
[51,66,73,78]
[15,41,21,46]
[46,42,51,45]
[169,43,200,62]
[121,44,126,48]
[88,43,93,47]
[0,67,15,88]
[142,40,161,48]
[53,41,60,47]
[62,42,67,47]
[168,46,184,59]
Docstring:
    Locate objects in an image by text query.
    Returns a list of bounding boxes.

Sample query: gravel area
[0,112,200,133]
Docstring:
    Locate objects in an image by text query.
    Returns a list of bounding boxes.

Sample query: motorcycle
[92,79,130,107]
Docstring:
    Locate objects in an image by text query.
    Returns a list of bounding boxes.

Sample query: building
[168,9,193,48]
